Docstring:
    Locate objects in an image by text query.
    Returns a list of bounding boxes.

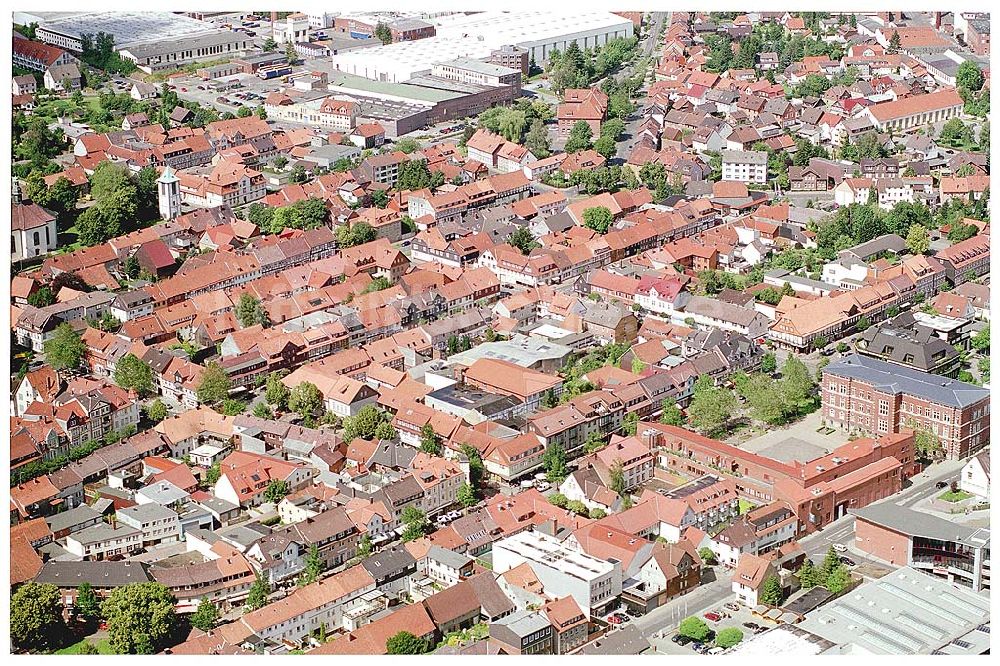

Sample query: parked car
[832,543,847,553]
[672,634,693,645]
[935,481,950,489]
[841,557,857,567]
[704,612,722,622]
[607,614,623,625]
[616,614,631,624]
[724,602,741,612]
[743,622,760,630]
[692,642,709,653]
[707,647,725,655]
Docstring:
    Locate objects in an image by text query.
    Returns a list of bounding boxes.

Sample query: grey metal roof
[117,502,178,523]
[824,354,989,409]
[45,504,102,534]
[798,567,990,655]
[427,544,473,570]
[850,503,990,549]
[34,561,151,588]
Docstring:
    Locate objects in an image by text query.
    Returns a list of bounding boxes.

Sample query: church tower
[157,166,181,220]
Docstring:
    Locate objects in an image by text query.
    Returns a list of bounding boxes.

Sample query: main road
[614,11,670,162]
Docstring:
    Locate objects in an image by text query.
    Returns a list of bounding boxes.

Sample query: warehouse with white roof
[331,11,633,83]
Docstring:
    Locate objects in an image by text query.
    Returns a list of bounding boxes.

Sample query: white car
[832,543,848,553]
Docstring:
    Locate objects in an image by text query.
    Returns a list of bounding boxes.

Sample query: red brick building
[557,88,609,136]
[821,354,990,459]
[852,502,990,592]
[642,422,916,534]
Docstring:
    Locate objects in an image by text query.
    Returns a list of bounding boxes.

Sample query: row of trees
[546,37,640,94]
[11,581,181,654]
[245,198,330,235]
[686,356,818,437]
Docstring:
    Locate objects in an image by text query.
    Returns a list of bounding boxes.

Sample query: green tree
[904,224,930,255]
[678,615,712,642]
[101,582,177,654]
[548,492,568,508]
[971,324,990,353]
[565,120,593,152]
[659,397,684,426]
[759,574,784,606]
[299,544,324,586]
[265,371,290,409]
[797,558,822,589]
[957,61,984,92]
[909,421,944,460]
[342,404,390,443]
[203,462,222,487]
[715,627,743,649]
[582,206,613,234]
[543,441,568,483]
[622,410,639,436]
[524,118,550,158]
[401,506,429,542]
[386,631,429,654]
[10,582,65,652]
[458,482,476,508]
[819,547,842,580]
[688,375,736,436]
[75,581,101,623]
[189,597,219,631]
[43,322,85,372]
[263,479,290,503]
[608,458,626,497]
[285,41,298,64]
[825,566,852,593]
[263,37,277,52]
[26,286,55,308]
[419,423,441,455]
[761,352,777,374]
[289,381,324,420]
[245,571,269,612]
[374,421,397,440]
[566,500,589,515]
[145,399,168,423]
[236,293,268,328]
[252,402,274,420]
[508,225,540,255]
[698,547,717,565]
[593,135,616,160]
[374,22,393,45]
[357,533,373,558]
[196,362,231,404]
[113,353,154,396]
[888,30,901,53]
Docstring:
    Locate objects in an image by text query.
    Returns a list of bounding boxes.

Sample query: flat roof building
[332,11,633,83]
[797,566,990,654]
[851,503,990,592]
[492,529,622,617]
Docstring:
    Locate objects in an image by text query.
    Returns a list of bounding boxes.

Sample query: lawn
[938,490,973,503]
[738,499,756,515]
[54,638,114,654]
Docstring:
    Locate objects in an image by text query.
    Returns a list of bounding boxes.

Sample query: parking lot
[654,599,770,655]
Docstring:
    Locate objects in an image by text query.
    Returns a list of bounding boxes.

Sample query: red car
[607,615,623,625]
[703,612,722,622]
